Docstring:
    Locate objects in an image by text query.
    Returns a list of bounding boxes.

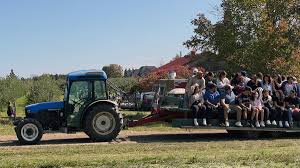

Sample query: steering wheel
[71,97,88,106]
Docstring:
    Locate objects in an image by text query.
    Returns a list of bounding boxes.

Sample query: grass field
[1,137,300,167]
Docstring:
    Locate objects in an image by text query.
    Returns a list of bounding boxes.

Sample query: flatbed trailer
[127,106,300,138]
[181,125,300,133]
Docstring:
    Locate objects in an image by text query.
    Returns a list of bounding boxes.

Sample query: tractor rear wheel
[84,105,123,142]
[15,118,43,145]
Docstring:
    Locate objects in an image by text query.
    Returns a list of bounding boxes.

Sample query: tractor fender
[80,100,119,127]
[88,100,118,108]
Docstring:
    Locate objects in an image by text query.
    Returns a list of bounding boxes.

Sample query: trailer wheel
[84,105,123,142]
[15,119,43,145]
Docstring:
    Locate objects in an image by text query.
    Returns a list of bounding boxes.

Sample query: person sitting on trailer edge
[272,74,283,92]
[246,75,262,91]
[216,71,230,91]
[262,89,276,126]
[256,72,264,84]
[285,90,300,127]
[262,74,274,95]
[189,84,207,126]
[273,90,289,128]
[250,89,265,128]
[236,86,252,127]
[204,83,222,126]
[220,85,243,127]
[241,71,251,85]
[282,76,297,96]
[231,73,245,95]
[205,71,216,89]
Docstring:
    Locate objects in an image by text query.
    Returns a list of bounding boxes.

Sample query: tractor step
[43,127,77,134]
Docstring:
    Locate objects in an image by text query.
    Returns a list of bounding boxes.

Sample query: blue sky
[0,0,221,77]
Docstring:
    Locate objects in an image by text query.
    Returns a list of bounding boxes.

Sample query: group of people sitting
[185,69,300,128]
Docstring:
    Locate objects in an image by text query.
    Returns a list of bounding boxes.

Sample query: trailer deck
[181,125,300,132]
[127,105,300,135]
[174,118,300,132]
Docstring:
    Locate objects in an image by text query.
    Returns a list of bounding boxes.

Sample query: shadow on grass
[0,138,93,147]
[127,132,300,143]
[2,132,300,147]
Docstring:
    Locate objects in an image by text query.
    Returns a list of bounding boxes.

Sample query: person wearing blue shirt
[204,83,223,126]
[220,85,243,127]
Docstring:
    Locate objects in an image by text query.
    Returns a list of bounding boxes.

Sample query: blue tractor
[14,70,123,145]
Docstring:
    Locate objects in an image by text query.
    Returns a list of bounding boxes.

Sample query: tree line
[0,70,65,110]
[0,69,140,110]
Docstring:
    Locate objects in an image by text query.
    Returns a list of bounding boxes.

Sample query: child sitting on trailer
[285,90,300,127]
[282,76,297,96]
[231,73,245,95]
[204,83,222,126]
[250,89,265,128]
[189,84,207,126]
[262,89,276,126]
[236,86,252,127]
[273,90,289,128]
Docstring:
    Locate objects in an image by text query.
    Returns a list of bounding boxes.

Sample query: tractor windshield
[67,80,107,108]
[68,81,92,107]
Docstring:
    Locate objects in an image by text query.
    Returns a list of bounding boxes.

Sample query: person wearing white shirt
[216,71,231,90]
[262,74,274,95]
[189,84,207,126]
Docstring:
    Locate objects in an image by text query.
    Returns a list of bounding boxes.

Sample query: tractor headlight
[25,109,30,116]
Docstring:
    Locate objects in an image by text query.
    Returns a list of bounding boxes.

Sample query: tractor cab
[64,70,109,127]
[15,70,123,145]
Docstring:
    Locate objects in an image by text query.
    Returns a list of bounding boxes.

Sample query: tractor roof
[67,70,107,81]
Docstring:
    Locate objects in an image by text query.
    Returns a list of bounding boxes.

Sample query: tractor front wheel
[84,105,123,142]
[15,118,43,145]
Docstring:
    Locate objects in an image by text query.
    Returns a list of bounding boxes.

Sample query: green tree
[27,75,63,104]
[102,64,123,78]
[185,0,300,76]
[0,71,27,110]
[108,77,138,94]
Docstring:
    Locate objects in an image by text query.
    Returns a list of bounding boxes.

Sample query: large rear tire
[15,118,43,145]
[84,105,123,142]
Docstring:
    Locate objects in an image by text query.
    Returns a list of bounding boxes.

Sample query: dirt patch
[0,129,226,147]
